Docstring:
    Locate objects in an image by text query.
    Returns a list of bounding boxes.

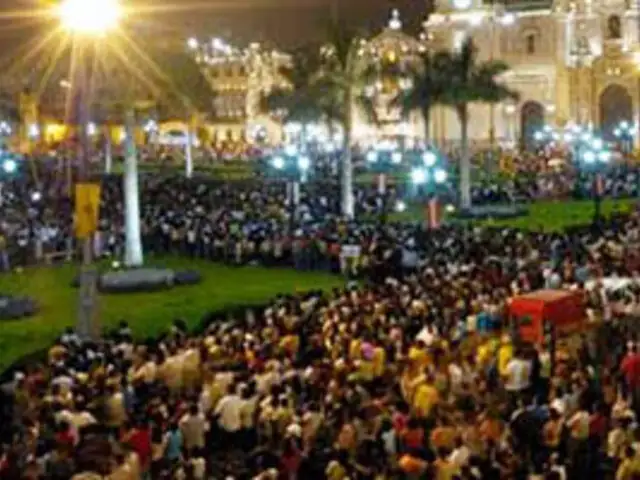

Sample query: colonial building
[188,37,288,145]
[422,0,640,150]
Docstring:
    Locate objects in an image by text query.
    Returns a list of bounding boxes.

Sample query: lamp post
[269,145,311,232]
[406,146,447,228]
[56,0,122,339]
[578,138,610,226]
[613,120,636,157]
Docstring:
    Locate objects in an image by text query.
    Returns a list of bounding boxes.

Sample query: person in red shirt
[620,346,640,396]
[123,418,152,474]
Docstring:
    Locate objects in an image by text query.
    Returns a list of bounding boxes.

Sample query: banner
[75,183,101,239]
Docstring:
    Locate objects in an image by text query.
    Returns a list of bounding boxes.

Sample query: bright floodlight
[582,150,596,163]
[58,0,122,34]
[284,144,297,156]
[28,124,39,138]
[614,128,621,138]
[187,37,199,49]
[395,200,407,212]
[411,168,427,185]
[391,151,403,164]
[31,191,42,202]
[621,120,629,129]
[423,151,437,167]
[591,138,603,150]
[298,156,310,171]
[453,0,472,8]
[2,159,16,174]
[564,132,574,143]
[366,151,378,163]
[533,131,544,141]
[87,122,97,136]
[272,156,285,170]
[434,168,447,184]
[500,13,515,26]
[599,151,611,163]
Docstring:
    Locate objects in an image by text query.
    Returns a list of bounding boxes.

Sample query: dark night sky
[157,0,429,46]
[0,0,429,49]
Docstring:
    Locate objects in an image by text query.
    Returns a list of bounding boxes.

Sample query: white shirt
[215,394,242,432]
[504,358,531,392]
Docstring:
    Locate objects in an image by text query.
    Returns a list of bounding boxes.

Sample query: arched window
[525,34,536,54]
[607,15,622,39]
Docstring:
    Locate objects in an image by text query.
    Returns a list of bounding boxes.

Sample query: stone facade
[421,0,640,150]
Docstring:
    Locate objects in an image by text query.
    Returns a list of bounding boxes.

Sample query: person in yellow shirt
[497,335,513,377]
[413,376,440,419]
[616,446,640,480]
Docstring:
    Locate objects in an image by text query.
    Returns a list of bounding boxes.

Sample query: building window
[607,15,622,39]
[525,34,536,54]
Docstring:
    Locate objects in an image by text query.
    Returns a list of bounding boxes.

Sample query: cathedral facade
[424,0,640,150]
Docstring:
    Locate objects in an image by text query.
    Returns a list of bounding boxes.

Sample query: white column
[123,110,143,267]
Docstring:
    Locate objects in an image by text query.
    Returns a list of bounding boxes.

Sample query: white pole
[185,123,193,178]
[104,126,112,174]
[123,110,143,267]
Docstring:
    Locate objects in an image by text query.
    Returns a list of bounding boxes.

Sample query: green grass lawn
[388,198,639,232]
[0,258,344,372]
[478,198,638,232]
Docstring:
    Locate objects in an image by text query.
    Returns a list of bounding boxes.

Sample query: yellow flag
[75,183,101,239]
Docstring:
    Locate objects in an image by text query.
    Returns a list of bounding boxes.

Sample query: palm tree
[395,51,448,144]
[441,39,518,210]
[262,45,325,131]
[315,21,368,218]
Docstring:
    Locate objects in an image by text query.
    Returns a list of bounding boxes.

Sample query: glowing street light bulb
[87,122,97,135]
[298,156,310,171]
[28,124,39,139]
[434,168,447,184]
[2,158,16,173]
[500,13,515,26]
[57,0,122,34]
[423,151,437,167]
[591,138,603,150]
[284,144,297,156]
[395,200,407,212]
[391,151,403,164]
[366,151,378,163]
[411,168,427,185]
[582,150,596,163]
[599,150,611,163]
[187,37,199,50]
[272,156,285,170]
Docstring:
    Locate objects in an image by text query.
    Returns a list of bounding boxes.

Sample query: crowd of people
[4,160,640,477]
[2,182,640,478]
[2,163,640,275]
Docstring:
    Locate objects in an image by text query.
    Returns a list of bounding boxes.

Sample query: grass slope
[0,258,343,372]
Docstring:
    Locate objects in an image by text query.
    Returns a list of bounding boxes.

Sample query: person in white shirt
[179,404,209,451]
[214,384,243,448]
[504,353,531,393]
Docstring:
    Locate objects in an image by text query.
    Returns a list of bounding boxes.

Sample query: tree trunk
[123,109,143,267]
[457,104,472,210]
[185,122,193,179]
[341,92,354,218]
[422,105,431,146]
[104,125,112,174]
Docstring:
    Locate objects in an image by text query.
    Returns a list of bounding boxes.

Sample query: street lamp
[55,0,123,340]
[268,145,311,231]
[613,120,635,156]
[579,140,611,226]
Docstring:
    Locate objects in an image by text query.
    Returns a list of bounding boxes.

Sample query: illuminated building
[424,0,640,150]
[188,37,289,144]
